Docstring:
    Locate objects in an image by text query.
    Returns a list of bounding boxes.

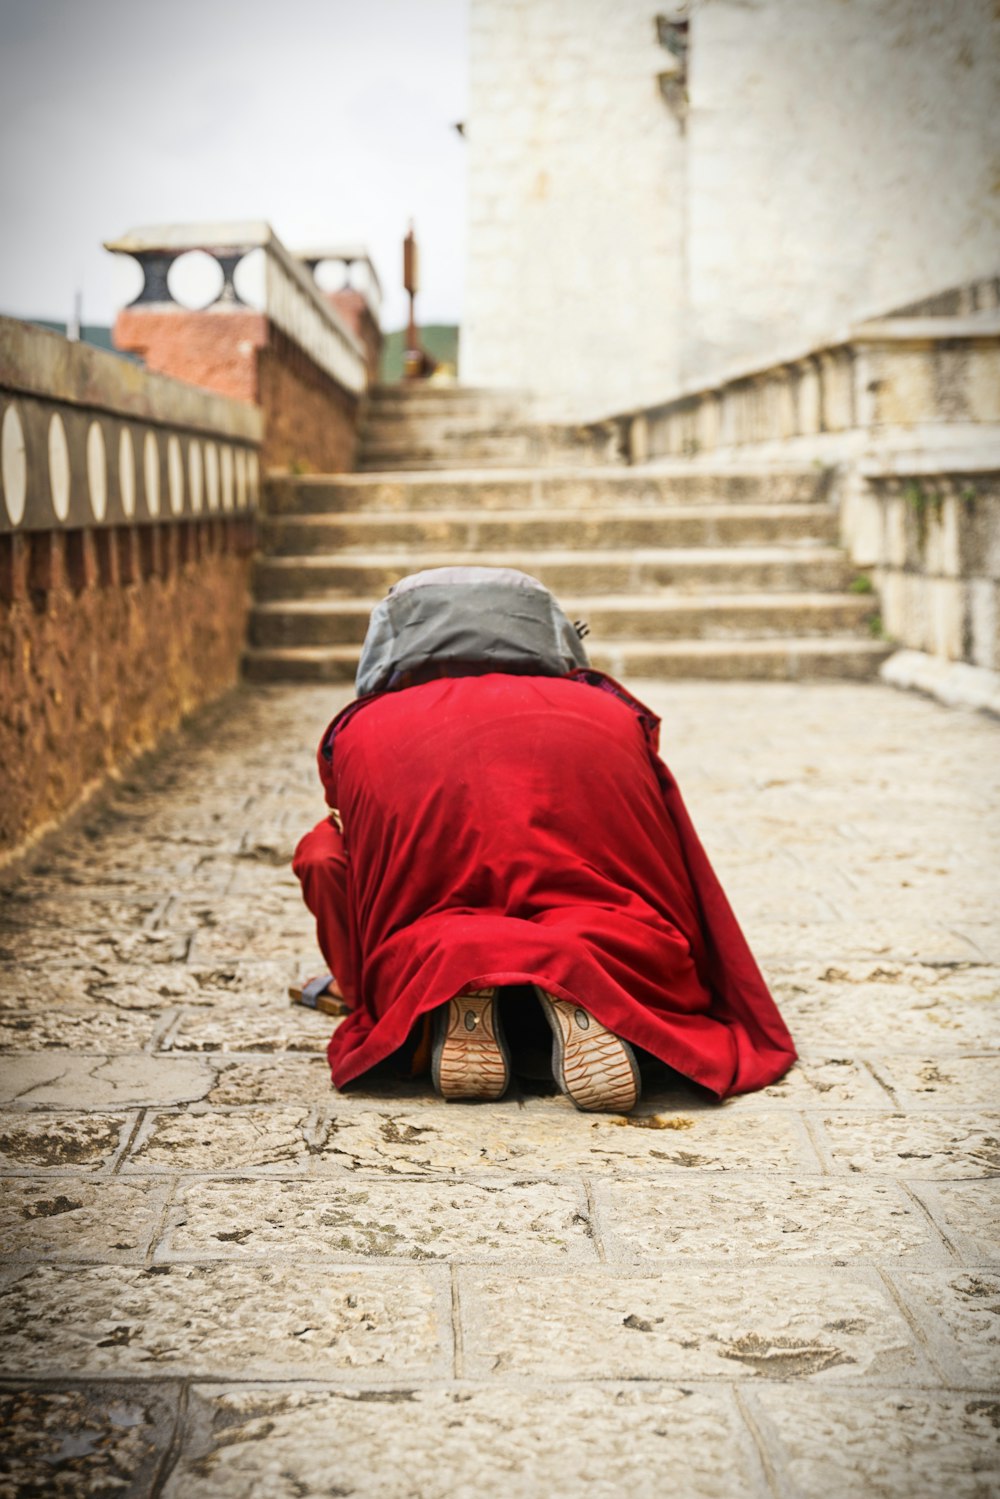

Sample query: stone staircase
[244,386,889,683]
[356,384,623,470]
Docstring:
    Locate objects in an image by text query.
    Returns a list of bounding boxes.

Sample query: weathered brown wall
[0,519,254,856]
[327,288,383,386]
[256,328,359,473]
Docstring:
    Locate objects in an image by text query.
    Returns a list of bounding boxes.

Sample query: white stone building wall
[461,0,687,418]
[462,0,1000,421]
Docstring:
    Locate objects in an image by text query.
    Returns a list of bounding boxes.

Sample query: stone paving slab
[124,1106,317,1174]
[892,1270,1000,1385]
[1,679,997,1496]
[768,962,1000,1052]
[0,1112,131,1174]
[870,1054,1000,1108]
[748,1387,1000,1499]
[164,1383,769,1499]
[458,1266,931,1383]
[159,1177,596,1263]
[0,1054,212,1109]
[816,1112,1000,1178]
[0,1262,450,1380]
[203,1055,335,1106]
[166,1012,333,1053]
[595,1177,948,1265]
[0,1002,165,1053]
[0,1383,179,1499]
[308,1100,821,1177]
[912,1182,1000,1263]
[0,1178,169,1261]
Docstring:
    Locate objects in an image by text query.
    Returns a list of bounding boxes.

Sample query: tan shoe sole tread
[432,988,509,1101]
[536,990,639,1113]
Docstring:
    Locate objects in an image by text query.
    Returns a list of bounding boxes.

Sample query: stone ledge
[880,649,1000,717]
[0,316,262,441]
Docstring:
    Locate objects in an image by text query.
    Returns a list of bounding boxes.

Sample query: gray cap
[355,565,589,696]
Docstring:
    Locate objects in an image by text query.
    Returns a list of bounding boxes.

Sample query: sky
[0,0,469,332]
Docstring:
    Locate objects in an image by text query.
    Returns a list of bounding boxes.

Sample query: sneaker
[431,986,511,1101]
[534,988,640,1113]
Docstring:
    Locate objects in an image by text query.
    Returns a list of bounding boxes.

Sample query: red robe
[295,671,796,1097]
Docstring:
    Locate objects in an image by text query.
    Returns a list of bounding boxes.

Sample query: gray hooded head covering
[355,566,589,696]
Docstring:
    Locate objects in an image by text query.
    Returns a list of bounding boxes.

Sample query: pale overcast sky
[0,0,469,332]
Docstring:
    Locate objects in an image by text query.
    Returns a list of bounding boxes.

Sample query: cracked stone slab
[0,1262,447,1379]
[597,1177,944,1264]
[58,959,300,1012]
[0,1055,213,1110]
[159,1177,596,1263]
[911,1182,1000,1263]
[204,1057,335,1106]
[186,922,312,964]
[459,1266,926,1383]
[870,1055,1000,1109]
[164,1383,767,1499]
[0,1382,179,1499]
[165,1005,333,1054]
[0,1178,168,1260]
[2,927,194,968]
[0,1004,163,1053]
[638,1056,887,1112]
[0,1112,129,1173]
[737,1056,891,1109]
[770,963,1000,1052]
[750,1387,1000,1498]
[749,921,991,967]
[0,883,164,935]
[153,891,309,931]
[310,1099,817,1176]
[818,1113,1000,1178]
[893,1270,1000,1384]
[0,961,225,1013]
[123,1107,314,1173]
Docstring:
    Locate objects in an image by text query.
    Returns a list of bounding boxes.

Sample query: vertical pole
[403,221,421,379]
[67,289,82,343]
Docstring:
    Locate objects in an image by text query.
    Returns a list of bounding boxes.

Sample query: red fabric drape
[295,671,796,1097]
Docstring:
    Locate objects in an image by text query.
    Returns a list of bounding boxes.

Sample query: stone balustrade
[293,243,383,388]
[625,315,1000,464]
[1,317,261,535]
[0,318,264,859]
[106,222,380,473]
[619,307,1000,678]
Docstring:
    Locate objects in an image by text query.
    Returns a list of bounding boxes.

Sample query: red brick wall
[0,520,254,858]
[114,307,265,405]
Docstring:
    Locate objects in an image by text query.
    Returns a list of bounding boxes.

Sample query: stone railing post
[294,244,383,387]
[105,223,380,474]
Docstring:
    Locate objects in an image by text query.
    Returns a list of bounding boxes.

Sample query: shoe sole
[431,988,510,1101]
[534,988,640,1113]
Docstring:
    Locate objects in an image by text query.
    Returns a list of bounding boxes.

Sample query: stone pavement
[0,678,997,1497]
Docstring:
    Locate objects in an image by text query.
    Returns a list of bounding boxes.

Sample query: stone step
[265,468,831,515]
[360,413,619,441]
[242,636,891,684]
[361,406,533,432]
[252,545,856,600]
[355,446,614,470]
[261,505,839,555]
[248,592,877,649]
[593,638,893,680]
[367,384,528,404]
